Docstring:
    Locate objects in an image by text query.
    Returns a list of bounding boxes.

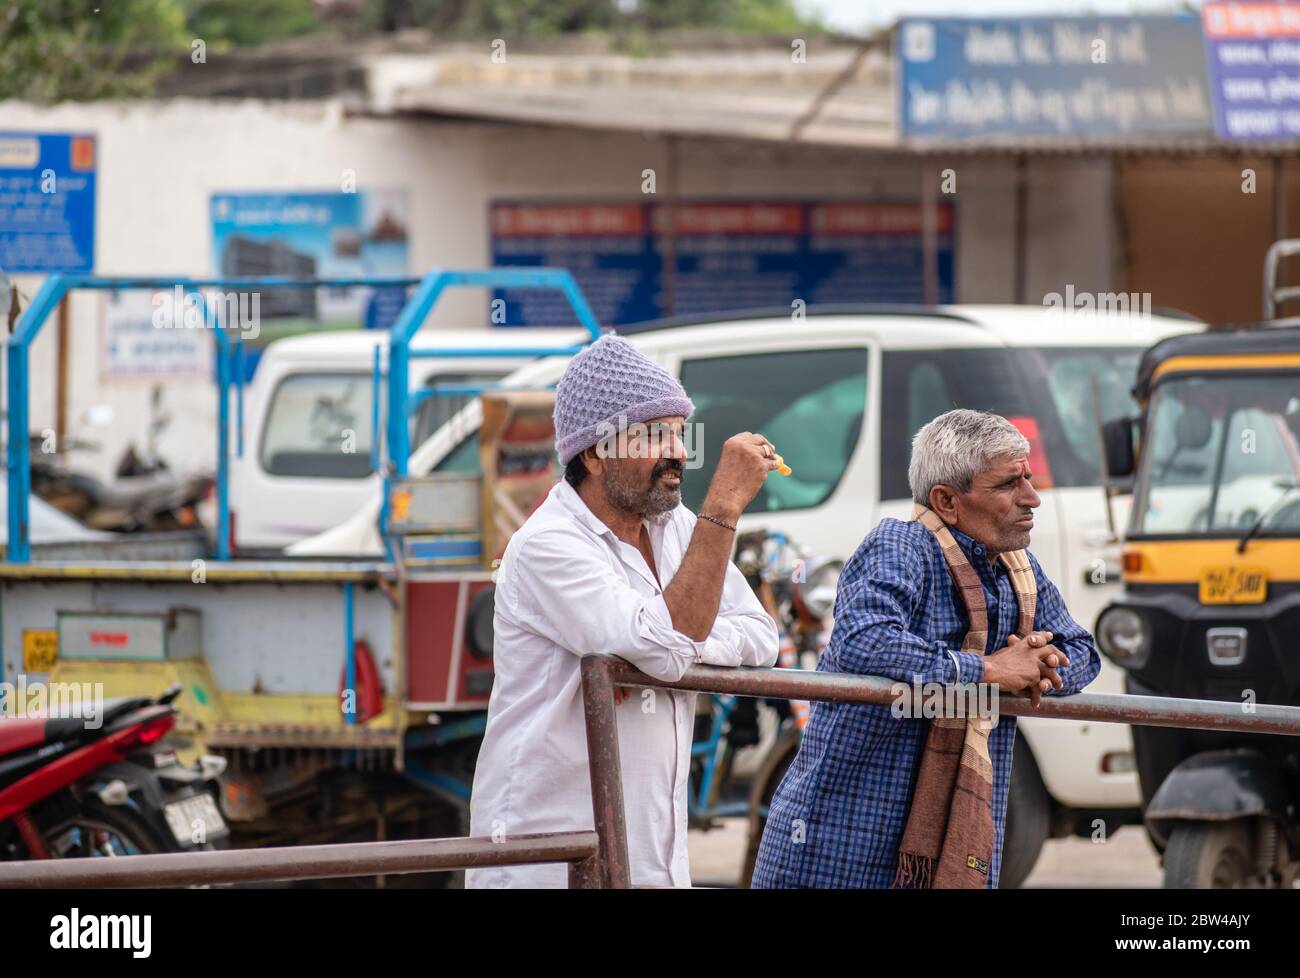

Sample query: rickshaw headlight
[1096,607,1151,669]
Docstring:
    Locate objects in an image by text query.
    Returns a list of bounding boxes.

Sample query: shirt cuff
[952,649,985,685]
[637,593,712,672]
[696,631,744,667]
[690,615,739,666]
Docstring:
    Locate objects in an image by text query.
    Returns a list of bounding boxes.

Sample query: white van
[232,327,586,549]
[290,305,1202,885]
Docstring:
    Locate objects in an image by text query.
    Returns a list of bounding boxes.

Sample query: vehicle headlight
[1095,606,1151,669]
[797,559,843,622]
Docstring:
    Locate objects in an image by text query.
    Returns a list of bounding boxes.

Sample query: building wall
[1,98,1114,486]
[1118,155,1300,325]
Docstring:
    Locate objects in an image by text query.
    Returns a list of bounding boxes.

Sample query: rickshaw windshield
[1132,372,1300,536]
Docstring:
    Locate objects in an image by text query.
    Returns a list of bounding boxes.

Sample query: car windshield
[260,372,375,479]
[1132,373,1300,536]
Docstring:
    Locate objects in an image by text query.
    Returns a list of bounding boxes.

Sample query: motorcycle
[0,686,229,860]
[30,391,214,533]
[685,527,842,884]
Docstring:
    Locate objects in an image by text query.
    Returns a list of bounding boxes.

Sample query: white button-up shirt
[466,479,779,888]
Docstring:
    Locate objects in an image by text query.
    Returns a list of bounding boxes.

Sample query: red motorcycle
[0,686,228,860]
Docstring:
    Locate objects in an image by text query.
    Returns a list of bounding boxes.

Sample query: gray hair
[907,409,1031,506]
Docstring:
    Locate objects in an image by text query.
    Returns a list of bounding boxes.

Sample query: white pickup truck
[285,304,1202,886]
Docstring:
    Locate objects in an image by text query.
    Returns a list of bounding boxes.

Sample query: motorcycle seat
[0,695,155,758]
[0,715,86,757]
[76,471,179,511]
[100,696,156,726]
[0,717,48,758]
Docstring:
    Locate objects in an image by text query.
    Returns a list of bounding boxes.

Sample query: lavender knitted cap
[553,334,695,465]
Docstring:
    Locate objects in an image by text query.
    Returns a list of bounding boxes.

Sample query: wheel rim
[1210,845,1251,888]
[44,817,152,858]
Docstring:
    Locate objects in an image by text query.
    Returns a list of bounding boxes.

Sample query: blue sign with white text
[0,132,96,273]
[1202,3,1300,140]
[897,16,1214,139]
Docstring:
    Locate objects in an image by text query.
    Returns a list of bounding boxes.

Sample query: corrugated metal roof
[380,46,898,149]
[373,43,1300,156]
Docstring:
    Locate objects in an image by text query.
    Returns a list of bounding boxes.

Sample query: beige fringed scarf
[893,505,1037,889]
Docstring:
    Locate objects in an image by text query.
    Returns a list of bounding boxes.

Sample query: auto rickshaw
[1096,265,1300,886]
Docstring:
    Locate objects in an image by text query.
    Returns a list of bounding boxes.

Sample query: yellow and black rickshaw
[1096,314,1300,887]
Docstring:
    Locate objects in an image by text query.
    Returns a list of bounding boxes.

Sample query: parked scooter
[0,686,229,859]
[30,390,214,533]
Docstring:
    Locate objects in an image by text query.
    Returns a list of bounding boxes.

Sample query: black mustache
[652,459,684,480]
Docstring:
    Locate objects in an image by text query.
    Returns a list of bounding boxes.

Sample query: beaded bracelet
[697,512,737,532]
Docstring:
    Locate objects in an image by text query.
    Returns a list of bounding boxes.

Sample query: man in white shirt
[467,334,781,888]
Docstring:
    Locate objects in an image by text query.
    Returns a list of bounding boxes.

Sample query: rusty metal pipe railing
[601,660,1300,737]
[0,831,602,889]
[576,654,1300,889]
[7,658,1298,890]
[580,653,632,887]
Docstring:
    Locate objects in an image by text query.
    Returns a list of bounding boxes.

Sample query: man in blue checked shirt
[751,409,1100,889]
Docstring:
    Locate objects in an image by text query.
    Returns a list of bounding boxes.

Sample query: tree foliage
[0,0,822,102]
[0,0,188,102]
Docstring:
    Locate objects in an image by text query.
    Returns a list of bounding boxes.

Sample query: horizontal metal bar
[406,346,586,358]
[0,560,393,582]
[415,383,557,398]
[603,660,1300,737]
[0,831,598,889]
[205,726,401,750]
[51,275,421,291]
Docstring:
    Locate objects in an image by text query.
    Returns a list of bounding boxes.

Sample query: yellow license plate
[1199,566,1268,605]
[22,629,58,673]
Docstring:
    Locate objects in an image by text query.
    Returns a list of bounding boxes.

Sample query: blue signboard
[490,202,661,325]
[0,132,96,273]
[490,200,954,327]
[897,16,1214,139]
[211,189,410,378]
[1203,3,1300,139]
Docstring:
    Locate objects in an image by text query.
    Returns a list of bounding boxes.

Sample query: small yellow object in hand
[774,454,792,477]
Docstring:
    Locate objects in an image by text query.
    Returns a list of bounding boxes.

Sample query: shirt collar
[947,522,994,564]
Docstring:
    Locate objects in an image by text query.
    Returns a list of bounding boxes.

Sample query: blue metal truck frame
[5,268,601,565]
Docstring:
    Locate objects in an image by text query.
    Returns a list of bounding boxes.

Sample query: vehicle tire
[38,800,168,858]
[739,733,797,888]
[1163,821,1255,889]
[1000,734,1051,889]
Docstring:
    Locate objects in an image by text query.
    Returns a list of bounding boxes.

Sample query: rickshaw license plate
[1199,567,1268,605]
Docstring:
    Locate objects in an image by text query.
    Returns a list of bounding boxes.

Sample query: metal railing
[4,656,1300,888]
[0,831,603,889]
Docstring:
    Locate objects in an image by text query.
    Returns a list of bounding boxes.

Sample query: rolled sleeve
[831,527,983,686]
[694,562,780,668]
[511,528,706,682]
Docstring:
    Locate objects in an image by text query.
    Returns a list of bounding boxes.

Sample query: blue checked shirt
[750,517,1100,889]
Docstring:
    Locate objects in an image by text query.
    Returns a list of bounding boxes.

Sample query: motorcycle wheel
[1163,822,1255,888]
[739,737,797,888]
[39,802,166,859]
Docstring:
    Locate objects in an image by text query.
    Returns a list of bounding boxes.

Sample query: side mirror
[1102,417,1135,479]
